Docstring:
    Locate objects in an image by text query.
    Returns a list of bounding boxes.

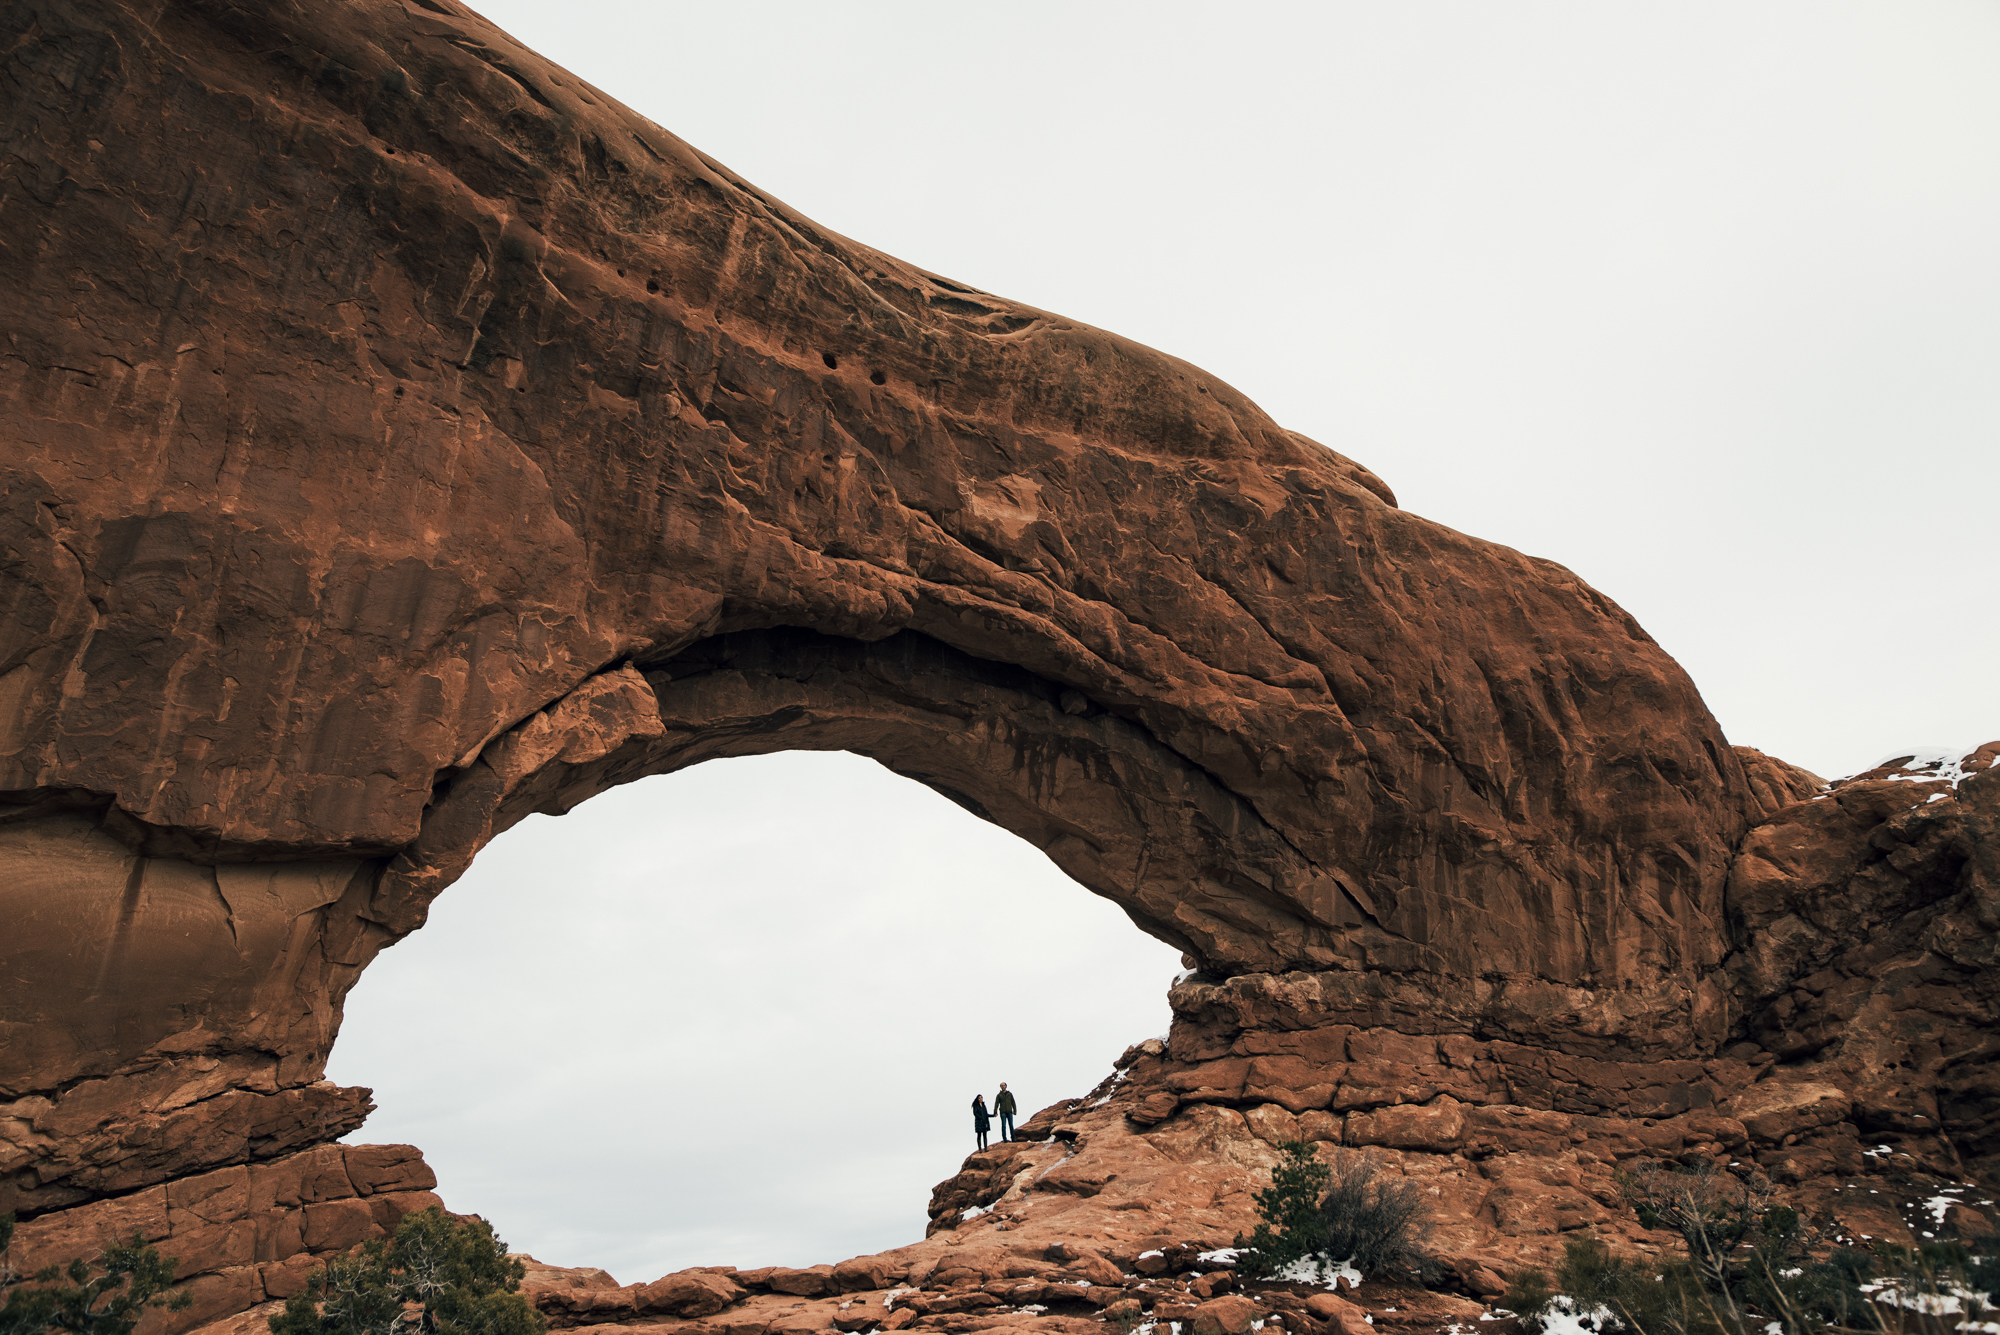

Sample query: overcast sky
[327,1,2000,1282]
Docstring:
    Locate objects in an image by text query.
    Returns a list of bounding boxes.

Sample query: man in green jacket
[995,1083,1018,1141]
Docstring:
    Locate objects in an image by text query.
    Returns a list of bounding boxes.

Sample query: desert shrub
[1233,1144,1431,1281]
[1551,1234,1661,1333]
[1887,1237,2000,1305]
[267,1207,544,1335]
[1234,1141,1332,1279]
[1616,1161,1812,1331]
[1618,1161,1760,1302]
[1839,1237,2000,1335]
[1513,1165,2000,1335]
[1733,1210,1877,1333]
[1500,1263,1554,1322]
[1317,1150,1430,1277]
[1564,1237,1716,1335]
[0,1213,191,1335]
[1961,1241,2000,1304]
[1503,1237,1719,1335]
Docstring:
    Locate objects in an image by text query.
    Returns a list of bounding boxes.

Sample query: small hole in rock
[822,352,839,370]
[645,279,659,294]
[617,268,626,278]
[869,370,886,386]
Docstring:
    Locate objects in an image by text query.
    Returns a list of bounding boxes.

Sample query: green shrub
[1234,1144,1432,1282]
[1234,1141,1331,1279]
[267,1208,545,1335]
[0,1213,191,1335]
[1504,1237,1723,1335]
[1509,1165,2000,1335]
[1838,1238,2000,1335]
[1570,1237,1716,1335]
[1885,1237,2000,1306]
[1500,1262,1554,1322]
[1617,1161,1759,1302]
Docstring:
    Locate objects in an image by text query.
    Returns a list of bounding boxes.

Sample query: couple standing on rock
[971,1083,1017,1149]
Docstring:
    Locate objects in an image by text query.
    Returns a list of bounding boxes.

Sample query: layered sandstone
[0,2,1996,1332]
[6,1142,439,1335]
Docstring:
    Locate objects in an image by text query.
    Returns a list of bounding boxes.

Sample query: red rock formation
[1724,743,2000,1180]
[0,0,1996,1329]
[1,0,1766,1217]
[5,1143,439,1334]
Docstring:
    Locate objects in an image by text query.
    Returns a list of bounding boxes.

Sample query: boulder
[1244,1104,1304,1146]
[1129,1093,1183,1127]
[830,1256,899,1294]
[1947,1204,1995,1239]
[1345,1098,1466,1152]
[767,1267,836,1298]
[1731,1083,1852,1144]
[1305,1294,1372,1335]
[636,1270,745,1318]
[1191,1294,1263,1335]
[1065,1253,1126,1287]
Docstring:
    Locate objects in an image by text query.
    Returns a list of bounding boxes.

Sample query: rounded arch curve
[382,628,1382,981]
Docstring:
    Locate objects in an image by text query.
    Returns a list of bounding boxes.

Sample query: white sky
[328,0,2000,1282]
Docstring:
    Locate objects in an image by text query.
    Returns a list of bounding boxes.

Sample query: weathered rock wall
[1724,745,2000,1177]
[6,1142,439,1335]
[908,750,2000,1286]
[1,0,1784,1226]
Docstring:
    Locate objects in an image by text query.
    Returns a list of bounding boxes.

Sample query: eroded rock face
[1723,743,2000,1179]
[2,0,1772,1219]
[6,1142,440,1335]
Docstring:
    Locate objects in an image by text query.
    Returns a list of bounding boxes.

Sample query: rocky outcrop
[1723,742,2000,1180]
[1,0,1997,1330]
[876,746,1992,1331]
[453,1004,1999,1335]
[6,1142,439,1335]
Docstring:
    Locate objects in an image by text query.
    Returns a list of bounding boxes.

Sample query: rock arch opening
[386,626,1373,980]
[326,749,1181,1280]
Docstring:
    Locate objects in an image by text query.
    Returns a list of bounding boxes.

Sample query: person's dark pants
[976,1129,988,1149]
[999,1113,1015,1141]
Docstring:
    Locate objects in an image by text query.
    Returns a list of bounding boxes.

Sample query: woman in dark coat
[971,1094,991,1150]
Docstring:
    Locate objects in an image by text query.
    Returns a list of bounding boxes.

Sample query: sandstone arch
[0,0,1772,1223]
[11,4,1996,1306]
